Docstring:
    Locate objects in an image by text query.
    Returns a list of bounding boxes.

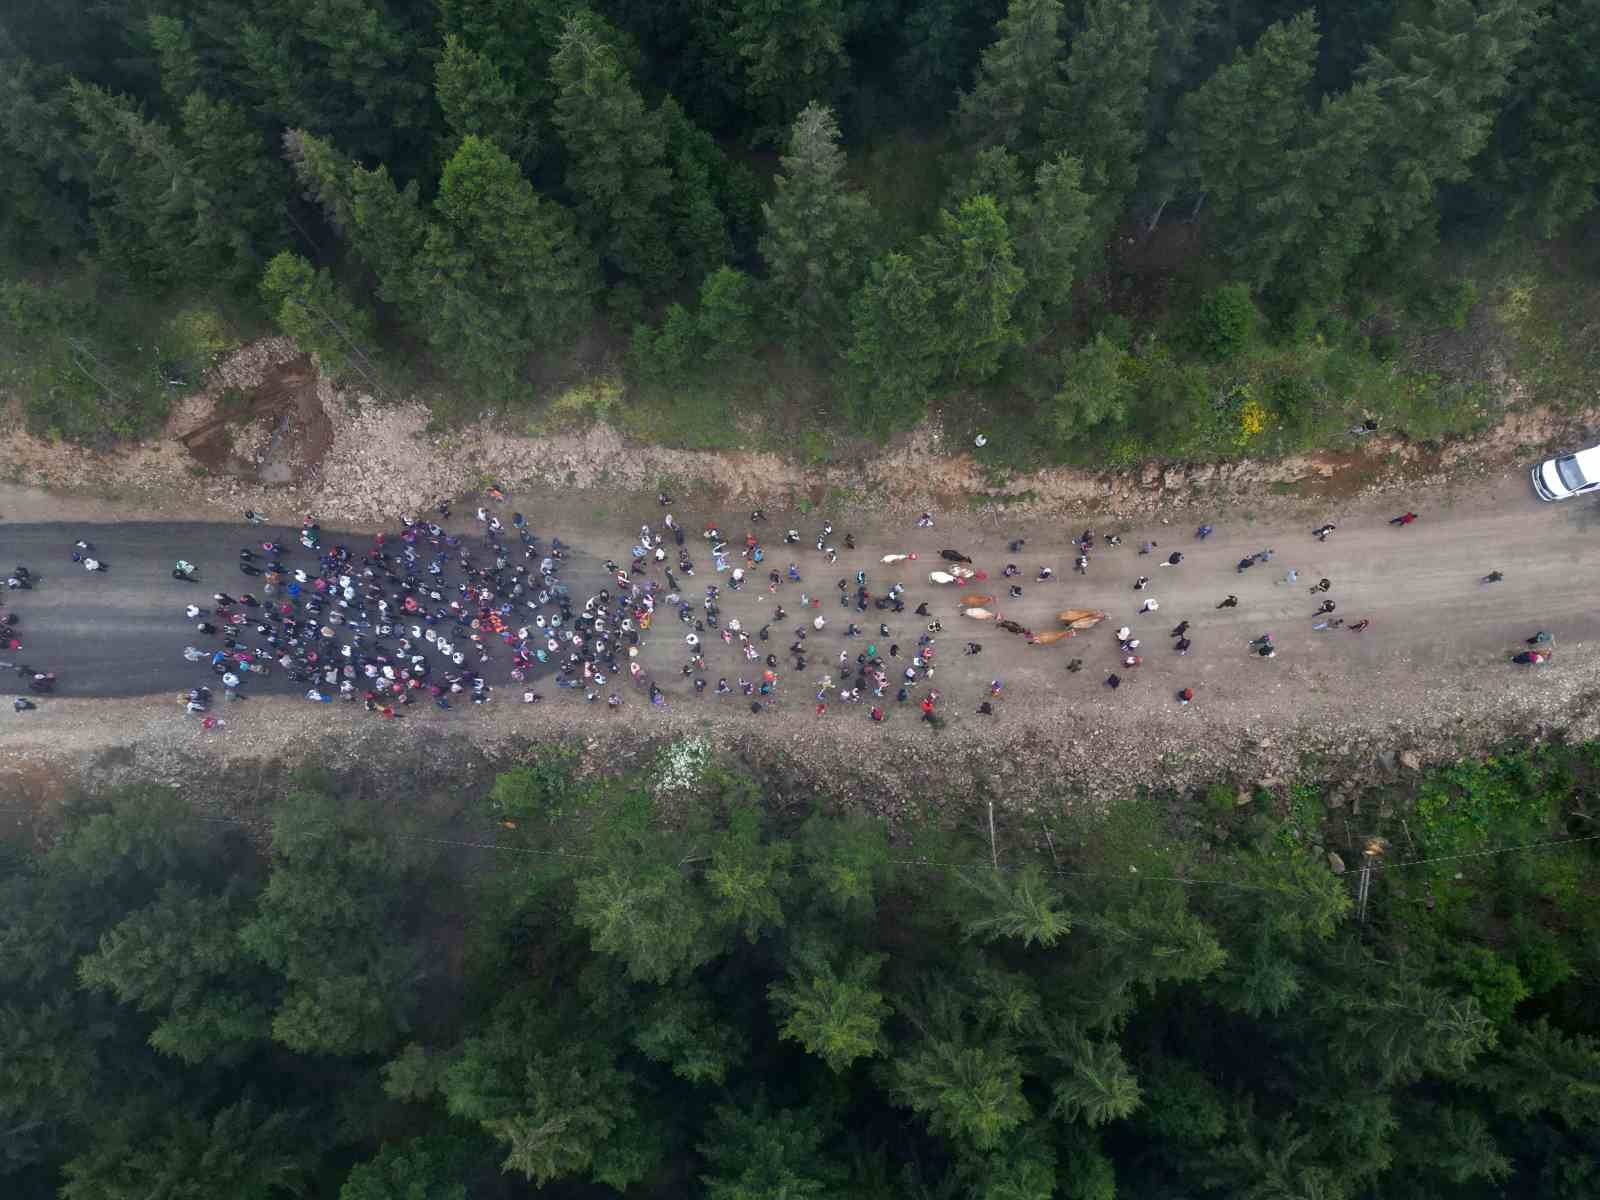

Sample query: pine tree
[1488,0,1599,237]
[259,252,380,387]
[1044,1025,1143,1127]
[59,1101,311,1200]
[575,863,721,984]
[179,91,289,286]
[1402,1104,1513,1186]
[886,1036,1033,1151]
[76,882,271,1065]
[0,58,90,260]
[422,134,598,390]
[1046,0,1158,254]
[845,251,940,431]
[916,194,1026,385]
[631,986,749,1084]
[1013,151,1093,335]
[238,788,427,1057]
[550,9,675,288]
[660,97,736,282]
[963,865,1072,948]
[1357,0,1544,258]
[1262,80,1386,306]
[707,803,794,942]
[347,162,430,313]
[435,0,567,115]
[769,951,891,1072]
[227,0,432,164]
[957,0,1065,160]
[282,128,359,239]
[699,1102,845,1200]
[435,33,538,168]
[726,0,853,130]
[442,992,656,1188]
[66,81,193,286]
[961,1129,1058,1200]
[145,14,202,106]
[1466,1017,1600,1128]
[1169,11,1319,273]
[759,102,874,350]
[340,1136,471,1200]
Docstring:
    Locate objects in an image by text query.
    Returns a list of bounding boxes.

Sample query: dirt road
[3,468,1598,811]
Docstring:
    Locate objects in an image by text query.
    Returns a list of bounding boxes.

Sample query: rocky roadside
[2,336,1594,530]
[6,651,1596,845]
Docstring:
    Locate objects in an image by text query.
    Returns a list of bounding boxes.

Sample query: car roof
[1572,445,1600,476]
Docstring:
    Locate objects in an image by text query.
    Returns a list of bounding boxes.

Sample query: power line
[1,808,1596,894]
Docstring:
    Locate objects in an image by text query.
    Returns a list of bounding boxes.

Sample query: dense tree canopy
[1,0,1596,448]
[3,745,1600,1198]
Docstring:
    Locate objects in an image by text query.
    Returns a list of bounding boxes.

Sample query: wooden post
[987,799,999,872]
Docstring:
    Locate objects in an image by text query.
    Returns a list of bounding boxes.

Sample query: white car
[1532,445,1600,501]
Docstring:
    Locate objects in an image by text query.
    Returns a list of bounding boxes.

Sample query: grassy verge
[1,267,260,443]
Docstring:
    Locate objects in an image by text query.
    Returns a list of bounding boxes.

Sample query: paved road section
[1,521,604,700]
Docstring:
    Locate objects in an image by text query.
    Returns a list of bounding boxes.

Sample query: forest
[3,741,1598,1199]
[3,0,1598,460]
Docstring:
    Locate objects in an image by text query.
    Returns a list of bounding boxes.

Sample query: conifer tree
[1046,0,1158,254]
[759,102,874,349]
[550,9,675,288]
[956,0,1065,160]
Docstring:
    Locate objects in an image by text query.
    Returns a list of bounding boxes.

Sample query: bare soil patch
[175,354,333,483]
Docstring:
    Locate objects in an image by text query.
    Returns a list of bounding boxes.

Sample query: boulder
[1399,749,1422,771]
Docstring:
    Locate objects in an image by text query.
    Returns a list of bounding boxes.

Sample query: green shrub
[1405,276,1478,332]
[1188,283,1257,361]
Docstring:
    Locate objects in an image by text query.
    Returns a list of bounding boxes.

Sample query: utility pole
[987,799,999,872]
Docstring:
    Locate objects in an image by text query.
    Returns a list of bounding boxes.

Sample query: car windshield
[1556,455,1588,491]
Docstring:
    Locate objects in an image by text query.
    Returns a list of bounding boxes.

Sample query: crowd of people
[169,502,579,720]
[3,496,1555,722]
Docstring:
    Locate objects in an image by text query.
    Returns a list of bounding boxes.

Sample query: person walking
[1316,599,1336,614]
[1139,598,1159,614]
[1313,523,1336,541]
[1389,512,1418,526]
[1216,594,1239,608]
[1482,570,1505,583]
